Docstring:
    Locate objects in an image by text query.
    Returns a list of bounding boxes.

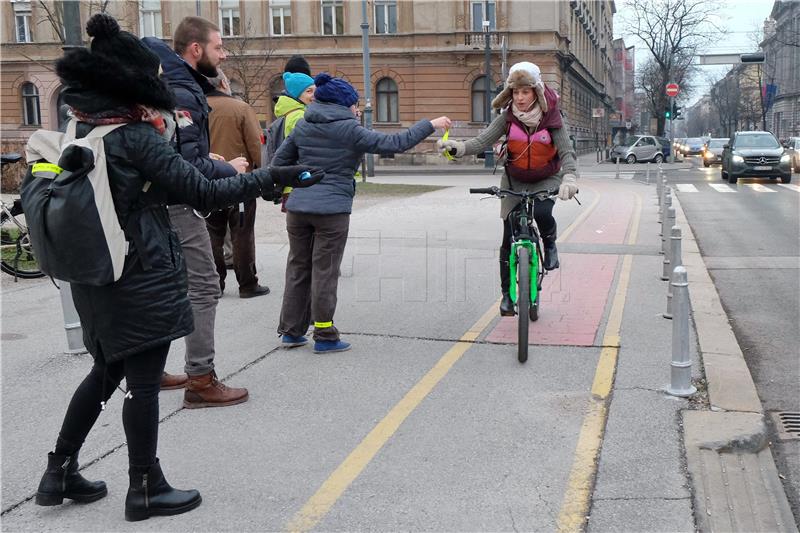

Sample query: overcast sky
[613,0,775,107]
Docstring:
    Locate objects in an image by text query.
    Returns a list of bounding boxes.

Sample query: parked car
[702,138,728,167]
[720,131,792,184]
[609,135,667,164]
[657,137,671,158]
[683,137,705,156]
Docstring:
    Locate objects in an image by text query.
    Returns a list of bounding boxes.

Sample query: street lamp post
[483,0,494,168]
[361,0,374,177]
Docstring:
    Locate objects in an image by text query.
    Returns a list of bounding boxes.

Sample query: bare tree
[35,0,113,44]
[636,54,695,135]
[222,19,276,106]
[708,72,740,137]
[624,0,724,136]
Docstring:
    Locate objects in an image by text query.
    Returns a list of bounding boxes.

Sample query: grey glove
[558,173,578,201]
[436,139,466,158]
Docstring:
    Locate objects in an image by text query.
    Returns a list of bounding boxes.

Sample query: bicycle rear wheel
[1,211,44,279]
[517,246,530,363]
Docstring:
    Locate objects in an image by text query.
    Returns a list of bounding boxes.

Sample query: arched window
[22,82,40,126]
[269,77,284,119]
[56,87,69,131]
[472,76,490,123]
[375,77,398,122]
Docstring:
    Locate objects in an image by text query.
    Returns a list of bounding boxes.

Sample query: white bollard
[666,266,697,397]
[58,281,88,355]
[615,157,620,179]
[664,225,683,318]
[646,162,651,185]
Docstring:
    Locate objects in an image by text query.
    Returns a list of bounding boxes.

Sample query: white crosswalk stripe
[581,172,635,180]
[745,183,776,192]
[709,184,737,193]
[778,183,800,192]
[675,184,698,192]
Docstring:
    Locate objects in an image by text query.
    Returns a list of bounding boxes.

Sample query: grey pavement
[1,159,796,532]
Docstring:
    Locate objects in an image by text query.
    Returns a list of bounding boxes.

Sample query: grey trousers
[168,205,220,376]
[278,211,350,342]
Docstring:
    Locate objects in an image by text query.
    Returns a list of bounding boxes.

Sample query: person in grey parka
[272,73,451,353]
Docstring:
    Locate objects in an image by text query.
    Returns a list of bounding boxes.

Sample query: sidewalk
[0,170,795,531]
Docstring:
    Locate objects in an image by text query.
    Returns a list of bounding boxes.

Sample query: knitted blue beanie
[282,72,314,100]
[313,73,359,108]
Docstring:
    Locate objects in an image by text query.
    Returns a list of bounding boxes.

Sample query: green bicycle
[470,186,562,363]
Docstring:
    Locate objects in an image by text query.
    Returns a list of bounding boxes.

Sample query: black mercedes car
[720,131,792,184]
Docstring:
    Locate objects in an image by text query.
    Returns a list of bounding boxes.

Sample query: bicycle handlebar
[469,186,563,198]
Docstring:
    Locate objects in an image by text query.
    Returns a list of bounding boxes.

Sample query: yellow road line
[556,190,641,533]
[285,302,499,533]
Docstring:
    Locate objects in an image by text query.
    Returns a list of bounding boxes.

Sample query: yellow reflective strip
[32,162,63,175]
[441,129,454,161]
[314,321,333,329]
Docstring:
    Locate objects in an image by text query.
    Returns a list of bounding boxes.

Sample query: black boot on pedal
[500,292,515,316]
[542,234,559,271]
[499,259,516,315]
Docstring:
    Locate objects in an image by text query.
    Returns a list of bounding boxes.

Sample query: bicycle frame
[507,202,541,307]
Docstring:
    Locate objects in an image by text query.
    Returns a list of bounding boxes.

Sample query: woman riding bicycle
[438,61,579,316]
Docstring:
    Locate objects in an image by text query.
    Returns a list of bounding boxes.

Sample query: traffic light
[740,52,765,64]
[673,105,682,119]
[665,106,671,119]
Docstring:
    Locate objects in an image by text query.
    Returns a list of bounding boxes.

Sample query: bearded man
[142,18,250,408]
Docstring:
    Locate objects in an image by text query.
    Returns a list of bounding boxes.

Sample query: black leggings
[54,343,169,467]
[500,198,556,259]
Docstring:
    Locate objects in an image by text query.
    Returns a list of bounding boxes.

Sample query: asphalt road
[664,155,800,522]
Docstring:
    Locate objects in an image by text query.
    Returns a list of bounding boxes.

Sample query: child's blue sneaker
[313,340,351,354]
[282,334,308,348]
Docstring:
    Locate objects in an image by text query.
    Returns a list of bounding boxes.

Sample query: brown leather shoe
[183,371,248,409]
[160,372,188,390]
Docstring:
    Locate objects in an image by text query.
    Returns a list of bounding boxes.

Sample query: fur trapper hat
[491,61,548,113]
[55,13,175,111]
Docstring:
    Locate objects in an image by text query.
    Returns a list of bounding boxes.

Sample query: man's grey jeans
[168,205,220,376]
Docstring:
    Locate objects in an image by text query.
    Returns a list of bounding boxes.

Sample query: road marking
[709,184,736,193]
[675,184,698,192]
[286,191,602,532]
[745,183,776,192]
[285,303,499,533]
[581,172,634,180]
[558,187,600,243]
[556,192,640,533]
[778,183,800,192]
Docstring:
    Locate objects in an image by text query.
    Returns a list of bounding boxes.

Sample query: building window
[14,1,33,43]
[271,0,292,36]
[321,0,344,36]
[219,0,240,37]
[376,78,398,122]
[472,76,490,123]
[471,0,496,32]
[22,82,41,126]
[139,0,162,38]
[374,0,397,34]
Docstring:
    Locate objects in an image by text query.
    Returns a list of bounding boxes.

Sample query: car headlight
[732,155,745,164]
[780,154,790,164]
[704,151,713,158]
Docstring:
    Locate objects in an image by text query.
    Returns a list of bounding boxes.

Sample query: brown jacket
[207,91,263,169]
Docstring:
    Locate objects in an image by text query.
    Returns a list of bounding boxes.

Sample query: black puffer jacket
[141,37,235,180]
[62,91,274,363]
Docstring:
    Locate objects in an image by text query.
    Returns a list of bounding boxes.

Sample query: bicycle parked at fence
[1,153,43,280]
[470,186,569,363]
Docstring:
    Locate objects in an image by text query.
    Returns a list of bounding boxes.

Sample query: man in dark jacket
[205,70,270,298]
[142,17,249,408]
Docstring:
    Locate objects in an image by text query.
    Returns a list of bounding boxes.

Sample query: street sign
[666,83,679,97]
[592,108,605,118]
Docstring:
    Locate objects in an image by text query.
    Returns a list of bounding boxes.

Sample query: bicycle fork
[508,240,539,305]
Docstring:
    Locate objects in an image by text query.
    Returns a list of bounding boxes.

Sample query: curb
[670,191,798,532]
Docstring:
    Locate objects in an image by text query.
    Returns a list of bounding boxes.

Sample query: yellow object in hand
[441,129,454,161]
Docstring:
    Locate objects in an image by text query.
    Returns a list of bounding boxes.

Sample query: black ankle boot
[125,459,202,522]
[35,451,107,506]
[542,233,560,270]
[499,259,515,316]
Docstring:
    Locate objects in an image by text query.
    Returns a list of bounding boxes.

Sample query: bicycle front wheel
[517,246,530,363]
[1,211,44,279]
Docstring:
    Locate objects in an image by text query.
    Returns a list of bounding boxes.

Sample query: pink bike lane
[485,190,635,346]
